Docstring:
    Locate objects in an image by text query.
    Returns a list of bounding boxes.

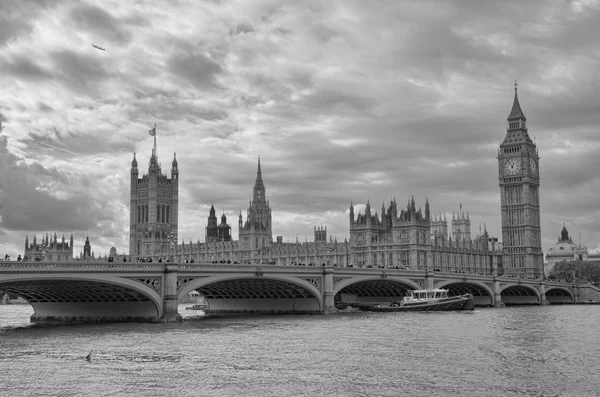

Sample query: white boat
[359,289,474,312]
[185,304,208,311]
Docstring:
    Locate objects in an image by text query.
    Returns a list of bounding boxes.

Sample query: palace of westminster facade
[27,87,545,277]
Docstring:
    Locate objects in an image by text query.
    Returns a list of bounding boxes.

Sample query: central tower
[129,128,179,258]
[239,157,272,262]
[497,83,543,277]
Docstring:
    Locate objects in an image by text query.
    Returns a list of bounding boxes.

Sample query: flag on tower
[148,124,156,136]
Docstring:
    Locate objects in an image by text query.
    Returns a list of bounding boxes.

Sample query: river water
[0,304,599,397]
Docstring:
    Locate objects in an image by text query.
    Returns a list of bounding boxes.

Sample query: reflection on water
[1,304,599,397]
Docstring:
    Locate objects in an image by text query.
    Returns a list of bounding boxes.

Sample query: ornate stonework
[131,277,161,293]
[176,277,198,291]
[498,84,543,277]
[303,278,321,291]
[129,142,179,259]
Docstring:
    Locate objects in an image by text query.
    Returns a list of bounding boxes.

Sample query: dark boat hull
[360,294,474,312]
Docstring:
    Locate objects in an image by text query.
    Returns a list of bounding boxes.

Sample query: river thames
[1,304,598,397]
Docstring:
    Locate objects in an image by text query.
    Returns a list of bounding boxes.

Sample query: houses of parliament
[25,86,544,277]
[123,85,541,277]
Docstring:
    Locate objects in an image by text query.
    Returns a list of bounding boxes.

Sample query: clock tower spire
[498,82,543,278]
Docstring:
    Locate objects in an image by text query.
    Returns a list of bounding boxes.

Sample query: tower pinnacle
[253,156,266,203]
[508,80,526,122]
[258,155,262,177]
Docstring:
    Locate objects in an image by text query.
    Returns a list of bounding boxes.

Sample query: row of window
[509,121,523,129]
[137,205,171,223]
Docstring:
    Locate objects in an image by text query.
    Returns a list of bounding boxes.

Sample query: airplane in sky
[92,44,106,51]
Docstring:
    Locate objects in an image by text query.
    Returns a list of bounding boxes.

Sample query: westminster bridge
[1,261,599,323]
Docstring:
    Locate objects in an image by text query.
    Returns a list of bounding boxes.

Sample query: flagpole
[153,123,157,158]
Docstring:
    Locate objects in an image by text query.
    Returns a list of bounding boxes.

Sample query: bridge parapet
[0,261,165,273]
[178,263,325,273]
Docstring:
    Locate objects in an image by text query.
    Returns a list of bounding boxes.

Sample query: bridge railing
[0,261,165,273]
[0,261,545,280]
[496,267,543,280]
[177,263,326,273]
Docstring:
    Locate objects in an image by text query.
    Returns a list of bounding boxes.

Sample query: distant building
[545,224,600,275]
[130,155,350,265]
[205,205,231,243]
[350,200,502,271]
[125,145,501,269]
[78,236,95,260]
[24,233,74,261]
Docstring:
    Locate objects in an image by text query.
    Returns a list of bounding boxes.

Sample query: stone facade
[24,233,74,261]
[122,87,553,269]
[349,199,502,272]
[142,158,351,265]
[205,205,231,243]
[349,198,431,268]
[125,152,500,269]
[498,84,543,277]
[129,144,179,258]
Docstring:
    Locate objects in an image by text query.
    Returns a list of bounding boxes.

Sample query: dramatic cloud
[1,0,600,257]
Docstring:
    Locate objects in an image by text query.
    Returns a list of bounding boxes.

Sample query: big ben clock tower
[498,82,543,277]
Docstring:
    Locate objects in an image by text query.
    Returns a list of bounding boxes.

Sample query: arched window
[162,205,166,223]
[138,206,141,223]
[166,206,170,223]
[157,205,160,223]
[145,205,149,222]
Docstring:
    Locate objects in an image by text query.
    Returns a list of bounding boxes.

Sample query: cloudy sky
[1,0,600,258]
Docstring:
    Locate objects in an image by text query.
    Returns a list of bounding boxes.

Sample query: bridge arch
[333,276,421,304]
[545,286,574,304]
[434,280,494,306]
[178,274,324,313]
[500,283,541,305]
[0,274,163,321]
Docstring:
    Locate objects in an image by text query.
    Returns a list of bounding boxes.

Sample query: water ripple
[1,305,600,396]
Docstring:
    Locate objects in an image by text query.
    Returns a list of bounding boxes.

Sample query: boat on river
[359,289,474,312]
[185,304,208,311]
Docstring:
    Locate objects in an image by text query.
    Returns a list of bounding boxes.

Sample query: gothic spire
[508,80,526,121]
[252,155,266,203]
[257,155,262,178]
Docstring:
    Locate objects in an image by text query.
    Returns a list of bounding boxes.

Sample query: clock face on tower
[503,158,521,176]
[529,158,538,176]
